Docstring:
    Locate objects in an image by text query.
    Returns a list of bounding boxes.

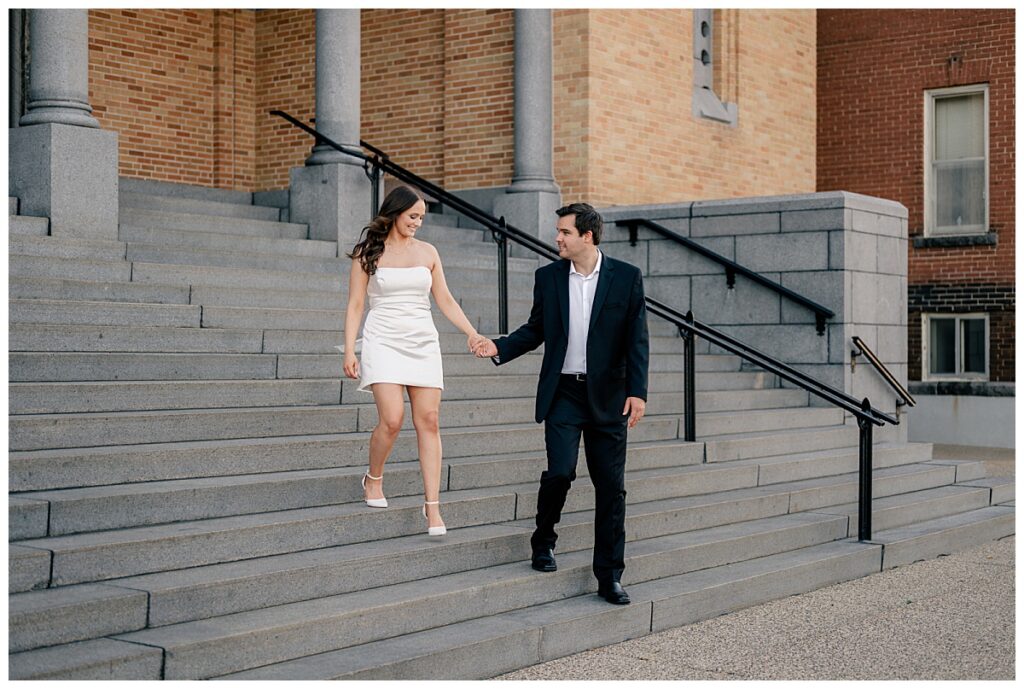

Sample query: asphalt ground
[496,445,1015,681]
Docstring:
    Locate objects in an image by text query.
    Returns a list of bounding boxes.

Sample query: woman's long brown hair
[347,186,424,275]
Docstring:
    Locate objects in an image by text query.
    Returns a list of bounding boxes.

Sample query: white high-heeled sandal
[361,472,388,508]
[422,500,447,536]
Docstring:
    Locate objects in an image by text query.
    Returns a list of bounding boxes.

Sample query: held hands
[471,336,498,358]
[343,352,360,380]
[622,396,646,429]
[467,333,488,355]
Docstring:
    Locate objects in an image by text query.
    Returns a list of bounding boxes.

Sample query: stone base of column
[289,162,371,255]
[493,190,561,259]
[9,123,119,240]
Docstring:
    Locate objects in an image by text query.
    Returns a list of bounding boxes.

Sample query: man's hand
[474,337,498,358]
[467,333,488,354]
[622,396,646,428]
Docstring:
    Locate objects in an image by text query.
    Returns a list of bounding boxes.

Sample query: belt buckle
[574,373,586,382]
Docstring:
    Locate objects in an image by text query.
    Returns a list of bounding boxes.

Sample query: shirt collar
[569,249,602,279]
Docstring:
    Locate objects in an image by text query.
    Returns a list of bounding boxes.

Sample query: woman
[343,186,485,536]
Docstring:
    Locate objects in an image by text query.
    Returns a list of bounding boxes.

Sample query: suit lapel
[556,259,570,338]
[588,254,615,333]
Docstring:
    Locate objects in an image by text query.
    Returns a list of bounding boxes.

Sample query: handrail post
[682,311,697,442]
[857,397,873,541]
[495,216,509,334]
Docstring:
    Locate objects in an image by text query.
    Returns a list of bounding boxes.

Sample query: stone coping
[909,381,1015,397]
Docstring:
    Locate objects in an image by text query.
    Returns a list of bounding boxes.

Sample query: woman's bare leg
[364,383,405,501]
[408,385,444,527]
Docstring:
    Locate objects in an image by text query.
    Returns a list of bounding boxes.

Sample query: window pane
[962,318,986,374]
[935,93,984,160]
[929,318,956,374]
[934,159,985,230]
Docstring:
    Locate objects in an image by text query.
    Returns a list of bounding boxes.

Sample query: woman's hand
[343,352,360,380]
[468,332,487,354]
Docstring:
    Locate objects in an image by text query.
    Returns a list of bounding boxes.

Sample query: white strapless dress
[357,266,443,392]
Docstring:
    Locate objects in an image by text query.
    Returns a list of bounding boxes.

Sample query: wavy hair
[348,186,424,275]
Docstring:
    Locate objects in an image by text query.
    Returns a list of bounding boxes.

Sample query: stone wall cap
[909,381,1015,397]
[600,192,907,220]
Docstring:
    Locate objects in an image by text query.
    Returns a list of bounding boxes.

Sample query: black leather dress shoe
[531,548,557,572]
[597,581,631,605]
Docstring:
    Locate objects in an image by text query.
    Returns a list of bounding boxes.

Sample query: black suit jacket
[493,254,649,425]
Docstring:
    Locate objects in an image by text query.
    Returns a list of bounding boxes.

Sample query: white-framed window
[924,84,989,236]
[921,312,989,381]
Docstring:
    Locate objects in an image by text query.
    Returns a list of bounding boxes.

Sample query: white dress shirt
[561,250,603,375]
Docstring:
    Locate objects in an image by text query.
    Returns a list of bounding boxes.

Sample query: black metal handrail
[272,109,897,540]
[616,217,836,335]
[852,335,916,414]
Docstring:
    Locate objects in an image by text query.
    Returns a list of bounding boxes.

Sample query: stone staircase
[8,180,1014,680]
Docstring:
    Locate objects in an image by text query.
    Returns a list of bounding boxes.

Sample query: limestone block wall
[599,192,909,439]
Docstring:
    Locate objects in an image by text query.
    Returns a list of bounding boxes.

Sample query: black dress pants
[531,375,628,584]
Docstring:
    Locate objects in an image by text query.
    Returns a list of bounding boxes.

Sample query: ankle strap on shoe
[424,500,439,505]
[364,473,383,481]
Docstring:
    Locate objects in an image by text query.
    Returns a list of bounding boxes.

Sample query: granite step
[9,254,130,282]
[8,383,810,452]
[8,370,747,415]
[119,207,307,240]
[109,517,876,680]
[9,323,265,354]
[119,177,254,206]
[125,242,349,276]
[120,511,849,631]
[10,234,127,261]
[12,460,954,588]
[8,637,163,680]
[9,583,149,653]
[132,259,344,291]
[6,321,687,355]
[15,445,707,536]
[12,513,857,679]
[9,377,343,415]
[8,215,49,237]
[872,504,1015,569]
[9,276,191,305]
[7,438,698,538]
[11,348,700,383]
[9,418,679,491]
[119,225,334,257]
[10,298,201,328]
[217,538,882,680]
[119,190,281,221]
[958,476,1015,505]
[808,483,993,538]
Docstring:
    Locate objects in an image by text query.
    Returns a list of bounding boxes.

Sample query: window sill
[913,233,997,249]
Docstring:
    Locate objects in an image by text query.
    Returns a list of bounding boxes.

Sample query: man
[474,203,649,604]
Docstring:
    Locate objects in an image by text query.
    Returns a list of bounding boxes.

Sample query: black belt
[561,373,587,382]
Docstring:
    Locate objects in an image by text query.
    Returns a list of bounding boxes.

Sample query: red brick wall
[89,9,256,189]
[361,9,446,184]
[441,9,515,189]
[818,9,1015,382]
[255,9,512,191]
[254,9,315,191]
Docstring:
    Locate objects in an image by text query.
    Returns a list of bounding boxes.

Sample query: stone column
[9,9,119,238]
[494,9,561,254]
[290,8,370,252]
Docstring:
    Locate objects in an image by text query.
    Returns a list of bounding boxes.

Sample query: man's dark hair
[556,202,603,245]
